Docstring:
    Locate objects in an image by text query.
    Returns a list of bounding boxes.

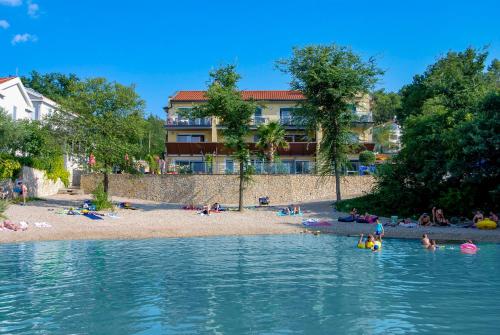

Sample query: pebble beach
[2,194,500,244]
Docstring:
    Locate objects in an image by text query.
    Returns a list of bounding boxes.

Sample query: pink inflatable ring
[460,243,478,254]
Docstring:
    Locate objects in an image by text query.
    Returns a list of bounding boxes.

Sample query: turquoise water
[0,235,498,335]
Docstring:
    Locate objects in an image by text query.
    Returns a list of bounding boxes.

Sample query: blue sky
[1,0,499,117]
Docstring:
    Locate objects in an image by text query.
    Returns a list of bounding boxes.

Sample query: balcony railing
[279,117,302,127]
[166,161,317,175]
[165,142,317,156]
[351,112,373,123]
[251,116,269,126]
[166,117,212,127]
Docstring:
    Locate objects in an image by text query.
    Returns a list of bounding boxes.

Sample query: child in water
[373,236,382,251]
[356,234,375,249]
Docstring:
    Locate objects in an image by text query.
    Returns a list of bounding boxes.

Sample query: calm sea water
[0,235,498,335]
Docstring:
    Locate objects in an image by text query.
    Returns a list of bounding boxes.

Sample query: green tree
[256,121,289,163]
[398,48,492,123]
[359,150,376,165]
[194,65,256,211]
[278,44,382,201]
[0,108,23,154]
[372,89,401,124]
[53,78,146,192]
[21,71,80,102]
[361,47,499,216]
[139,114,165,158]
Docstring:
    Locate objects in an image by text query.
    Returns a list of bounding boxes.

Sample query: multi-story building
[164,90,374,174]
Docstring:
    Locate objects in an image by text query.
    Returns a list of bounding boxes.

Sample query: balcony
[279,117,303,127]
[165,142,317,156]
[351,112,373,123]
[251,116,269,126]
[165,117,212,128]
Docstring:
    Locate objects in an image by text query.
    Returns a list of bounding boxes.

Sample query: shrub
[0,155,22,180]
[0,199,8,219]
[359,150,376,165]
[92,184,113,210]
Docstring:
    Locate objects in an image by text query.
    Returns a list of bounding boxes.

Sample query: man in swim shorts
[421,234,430,247]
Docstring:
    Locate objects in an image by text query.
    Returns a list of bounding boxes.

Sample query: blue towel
[84,213,104,220]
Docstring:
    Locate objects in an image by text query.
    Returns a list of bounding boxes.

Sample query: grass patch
[10,197,44,204]
[92,184,113,210]
[0,199,9,219]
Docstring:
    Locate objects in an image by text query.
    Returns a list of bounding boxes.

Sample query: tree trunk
[103,171,109,194]
[333,159,342,201]
[238,161,244,211]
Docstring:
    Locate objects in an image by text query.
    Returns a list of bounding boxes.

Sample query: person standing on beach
[20,182,28,205]
[374,219,384,237]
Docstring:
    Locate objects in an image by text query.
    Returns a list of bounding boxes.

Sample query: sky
[1,0,499,117]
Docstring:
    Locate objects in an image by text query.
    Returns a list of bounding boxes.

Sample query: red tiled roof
[0,77,16,85]
[170,90,305,102]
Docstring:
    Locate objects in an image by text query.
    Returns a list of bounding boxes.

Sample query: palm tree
[256,121,289,163]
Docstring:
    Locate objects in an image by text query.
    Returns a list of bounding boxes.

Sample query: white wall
[0,81,33,120]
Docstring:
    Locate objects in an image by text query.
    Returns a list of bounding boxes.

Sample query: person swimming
[357,234,366,249]
[356,234,375,249]
[427,240,437,251]
[421,234,430,247]
[373,236,382,251]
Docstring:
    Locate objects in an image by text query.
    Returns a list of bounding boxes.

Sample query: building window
[176,134,205,143]
[12,106,17,120]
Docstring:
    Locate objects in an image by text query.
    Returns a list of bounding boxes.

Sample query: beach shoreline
[2,194,500,244]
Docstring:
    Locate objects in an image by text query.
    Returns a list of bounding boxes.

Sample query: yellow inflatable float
[476,219,497,230]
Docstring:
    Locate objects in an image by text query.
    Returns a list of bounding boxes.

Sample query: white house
[0,77,34,120]
[0,76,59,120]
[26,87,58,120]
[1,76,82,186]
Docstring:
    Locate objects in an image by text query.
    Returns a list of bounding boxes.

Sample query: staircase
[57,186,84,195]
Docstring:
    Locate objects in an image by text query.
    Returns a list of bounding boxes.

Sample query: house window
[34,105,40,120]
[12,106,17,120]
[295,161,311,174]
[176,134,205,143]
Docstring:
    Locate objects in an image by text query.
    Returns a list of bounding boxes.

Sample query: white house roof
[0,76,34,110]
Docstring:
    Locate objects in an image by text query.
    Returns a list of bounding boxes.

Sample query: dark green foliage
[362,48,500,217]
[372,89,401,124]
[21,71,80,102]
[359,150,376,165]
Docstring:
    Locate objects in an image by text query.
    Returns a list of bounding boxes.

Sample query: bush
[92,184,113,210]
[0,199,8,219]
[0,154,22,180]
[359,150,376,165]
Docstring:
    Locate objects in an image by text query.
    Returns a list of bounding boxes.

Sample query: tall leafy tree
[139,114,166,158]
[194,65,256,211]
[363,48,499,216]
[256,121,289,163]
[278,44,382,201]
[372,89,401,124]
[52,78,145,192]
[21,71,80,102]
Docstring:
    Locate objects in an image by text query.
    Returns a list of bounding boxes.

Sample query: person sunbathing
[472,211,484,225]
[418,213,432,226]
[212,203,222,211]
[432,207,449,226]
[2,220,27,231]
[489,212,498,223]
[293,205,301,215]
[201,205,211,215]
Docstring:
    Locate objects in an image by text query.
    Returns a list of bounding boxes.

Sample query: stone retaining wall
[81,174,375,205]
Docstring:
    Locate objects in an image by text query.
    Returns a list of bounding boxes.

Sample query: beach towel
[302,219,332,227]
[338,216,355,222]
[83,213,104,220]
[34,222,52,228]
[277,211,303,217]
[106,212,120,219]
